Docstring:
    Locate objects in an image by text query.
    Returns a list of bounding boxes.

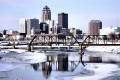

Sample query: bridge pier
[78,46,85,66]
[13,42,16,49]
[28,44,31,51]
[67,46,70,50]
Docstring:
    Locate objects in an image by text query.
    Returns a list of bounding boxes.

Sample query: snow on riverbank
[86,46,120,53]
[0,63,23,72]
[85,46,120,62]
[0,49,46,72]
[61,63,119,80]
[58,46,120,80]
[0,49,46,64]
[14,52,47,63]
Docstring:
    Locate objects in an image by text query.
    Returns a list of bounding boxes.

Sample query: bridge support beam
[28,36,37,51]
[13,42,16,49]
[28,44,31,51]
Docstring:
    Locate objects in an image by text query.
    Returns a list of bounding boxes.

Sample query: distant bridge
[0,34,120,47]
[29,34,120,47]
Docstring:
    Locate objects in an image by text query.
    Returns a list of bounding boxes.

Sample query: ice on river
[0,49,46,72]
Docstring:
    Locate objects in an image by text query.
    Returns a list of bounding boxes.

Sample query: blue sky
[0,0,120,32]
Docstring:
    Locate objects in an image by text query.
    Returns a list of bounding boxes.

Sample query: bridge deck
[31,44,120,48]
[82,44,120,46]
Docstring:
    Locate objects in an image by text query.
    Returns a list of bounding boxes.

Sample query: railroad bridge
[28,34,120,66]
[29,34,120,47]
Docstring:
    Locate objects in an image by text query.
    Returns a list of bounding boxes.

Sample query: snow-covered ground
[61,63,120,80]
[0,49,46,72]
[85,46,120,62]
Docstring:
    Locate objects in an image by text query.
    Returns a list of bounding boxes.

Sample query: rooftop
[43,5,50,10]
[90,20,102,23]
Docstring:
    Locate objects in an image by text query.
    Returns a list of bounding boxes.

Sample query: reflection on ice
[30,54,86,79]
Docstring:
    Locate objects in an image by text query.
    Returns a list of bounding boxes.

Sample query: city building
[60,28,69,35]
[88,20,102,36]
[0,30,7,35]
[20,18,27,34]
[100,26,120,35]
[27,18,39,35]
[31,28,41,35]
[53,24,58,34]
[5,30,19,40]
[58,12,68,29]
[0,33,3,40]
[46,20,55,34]
[6,29,14,35]
[41,5,51,22]
[1,30,7,39]
[3,30,7,35]
[40,22,49,34]
[57,25,62,34]
[69,28,82,37]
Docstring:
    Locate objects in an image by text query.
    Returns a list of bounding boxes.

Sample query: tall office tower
[58,12,68,29]
[88,20,102,36]
[41,5,51,22]
[20,18,27,33]
[27,18,39,35]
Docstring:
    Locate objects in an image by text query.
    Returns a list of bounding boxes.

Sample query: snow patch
[0,49,47,64]
[62,63,119,80]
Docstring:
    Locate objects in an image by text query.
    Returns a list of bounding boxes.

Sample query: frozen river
[0,49,87,80]
[0,46,120,80]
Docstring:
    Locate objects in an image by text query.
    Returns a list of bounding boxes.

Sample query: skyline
[0,0,120,32]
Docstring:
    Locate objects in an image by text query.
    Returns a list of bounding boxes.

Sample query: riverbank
[0,49,46,72]
[57,46,120,80]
